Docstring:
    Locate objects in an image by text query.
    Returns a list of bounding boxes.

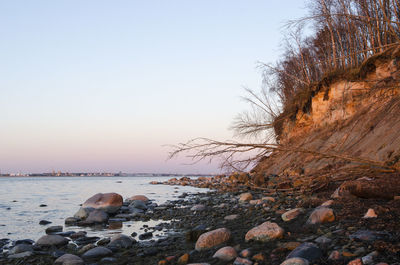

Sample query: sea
[0,175,208,242]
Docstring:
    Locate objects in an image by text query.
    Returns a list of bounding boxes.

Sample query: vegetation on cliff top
[170,0,400,172]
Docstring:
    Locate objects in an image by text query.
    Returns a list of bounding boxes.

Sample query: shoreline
[1,176,399,265]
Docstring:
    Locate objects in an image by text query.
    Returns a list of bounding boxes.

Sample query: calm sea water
[0,175,207,242]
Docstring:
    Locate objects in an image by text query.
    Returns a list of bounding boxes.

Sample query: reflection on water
[0,176,206,241]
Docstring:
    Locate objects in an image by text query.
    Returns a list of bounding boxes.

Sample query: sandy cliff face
[254,49,400,177]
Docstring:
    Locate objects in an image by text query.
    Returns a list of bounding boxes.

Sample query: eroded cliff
[253,47,400,178]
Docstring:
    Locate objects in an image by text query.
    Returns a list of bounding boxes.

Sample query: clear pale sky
[0,1,306,174]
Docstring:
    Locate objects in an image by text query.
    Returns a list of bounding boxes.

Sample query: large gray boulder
[36,235,69,247]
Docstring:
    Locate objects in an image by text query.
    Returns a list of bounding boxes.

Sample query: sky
[0,1,307,174]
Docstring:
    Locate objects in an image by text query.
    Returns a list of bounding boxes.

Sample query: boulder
[74,207,94,220]
[54,254,84,265]
[195,228,231,251]
[107,234,134,249]
[45,225,63,234]
[7,251,33,259]
[82,193,123,214]
[306,207,335,225]
[129,200,148,210]
[8,244,33,255]
[127,195,149,202]
[213,246,237,261]
[282,208,303,222]
[36,235,69,247]
[286,242,322,263]
[65,217,79,225]
[82,246,112,260]
[85,209,109,224]
[245,222,284,242]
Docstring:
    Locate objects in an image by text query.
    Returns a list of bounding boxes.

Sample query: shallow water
[0,175,207,242]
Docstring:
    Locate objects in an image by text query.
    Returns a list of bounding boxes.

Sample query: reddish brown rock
[128,195,149,202]
[306,207,335,225]
[213,246,237,261]
[239,193,253,202]
[363,208,377,218]
[195,228,231,251]
[282,208,303,222]
[82,193,123,214]
[245,222,284,242]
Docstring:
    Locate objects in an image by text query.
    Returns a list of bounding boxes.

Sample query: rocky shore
[1,175,399,265]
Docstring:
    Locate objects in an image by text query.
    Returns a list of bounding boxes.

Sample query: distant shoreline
[0,173,213,178]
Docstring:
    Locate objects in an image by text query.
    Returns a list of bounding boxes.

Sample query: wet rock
[363,208,377,218]
[280,258,309,265]
[82,192,123,214]
[15,239,34,245]
[195,228,231,251]
[245,222,284,242]
[82,246,112,260]
[77,243,95,255]
[213,246,237,261]
[74,207,94,220]
[64,217,78,225]
[36,235,69,247]
[108,234,134,249]
[9,244,33,255]
[287,242,322,263]
[70,231,86,239]
[7,251,33,259]
[139,232,153,240]
[54,253,84,265]
[74,236,100,246]
[39,220,52,225]
[349,230,391,242]
[239,193,253,202]
[84,209,109,224]
[129,200,148,210]
[282,208,303,222]
[306,207,335,225]
[45,225,63,234]
[233,257,253,265]
[127,195,149,202]
[190,204,206,211]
